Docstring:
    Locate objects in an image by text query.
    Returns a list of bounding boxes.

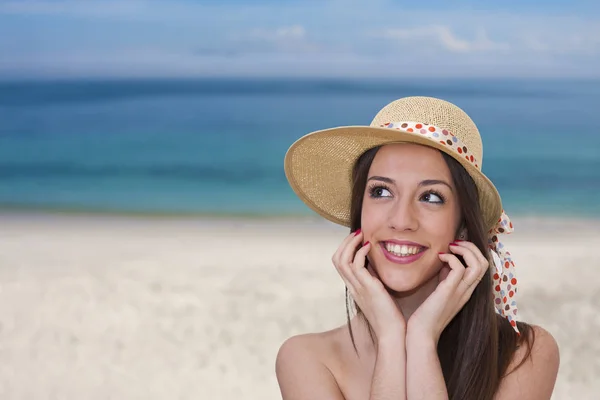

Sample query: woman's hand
[406,240,489,344]
[332,229,406,342]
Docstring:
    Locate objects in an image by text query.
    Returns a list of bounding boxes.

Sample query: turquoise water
[0,78,599,217]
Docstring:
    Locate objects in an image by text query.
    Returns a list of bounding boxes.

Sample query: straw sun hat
[284,96,521,332]
[284,96,502,232]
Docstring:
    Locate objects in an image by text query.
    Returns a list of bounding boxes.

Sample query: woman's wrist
[406,320,440,347]
[376,327,407,351]
[406,327,439,354]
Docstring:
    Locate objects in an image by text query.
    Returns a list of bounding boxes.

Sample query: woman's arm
[276,335,345,400]
[370,333,407,400]
[405,329,448,400]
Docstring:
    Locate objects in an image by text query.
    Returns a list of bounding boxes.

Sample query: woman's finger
[332,232,365,292]
[439,252,483,312]
[352,241,370,267]
[339,230,365,266]
[452,241,489,283]
[455,240,489,268]
[338,259,362,292]
[437,253,466,289]
[366,263,380,279]
[448,243,484,286]
[438,263,452,283]
[351,242,376,286]
[332,259,358,294]
[332,229,362,266]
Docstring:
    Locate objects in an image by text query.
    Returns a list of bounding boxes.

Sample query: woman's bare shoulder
[275,327,348,399]
[278,327,342,353]
[495,324,560,399]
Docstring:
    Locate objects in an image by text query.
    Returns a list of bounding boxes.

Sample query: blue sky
[1,0,599,78]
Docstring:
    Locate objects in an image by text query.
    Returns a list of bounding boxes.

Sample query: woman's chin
[378,274,421,294]
[376,267,438,295]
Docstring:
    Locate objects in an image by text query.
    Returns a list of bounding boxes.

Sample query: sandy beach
[0,211,599,399]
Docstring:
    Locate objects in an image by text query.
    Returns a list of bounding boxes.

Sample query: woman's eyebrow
[367,176,453,192]
[419,179,453,191]
[367,176,395,184]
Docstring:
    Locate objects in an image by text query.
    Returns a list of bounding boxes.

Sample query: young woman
[276,97,559,399]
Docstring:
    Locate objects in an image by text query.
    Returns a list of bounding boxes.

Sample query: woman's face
[361,143,462,293]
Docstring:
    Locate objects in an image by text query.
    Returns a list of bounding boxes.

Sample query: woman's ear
[458,228,468,240]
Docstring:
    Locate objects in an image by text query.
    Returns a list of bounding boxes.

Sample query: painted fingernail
[449,243,459,246]
[438,252,445,255]
[354,228,362,236]
[363,241,370,247]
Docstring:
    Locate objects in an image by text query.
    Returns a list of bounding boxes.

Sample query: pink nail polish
[438,252,445,255]
[354,228,362,236]
[363,241,370,247]
[449,243,458,247]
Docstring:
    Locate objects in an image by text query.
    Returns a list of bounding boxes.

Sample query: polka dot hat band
[381,121,519,333]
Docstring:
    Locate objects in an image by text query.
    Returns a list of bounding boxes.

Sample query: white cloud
[374,26,510,53]
[226,25,320,54]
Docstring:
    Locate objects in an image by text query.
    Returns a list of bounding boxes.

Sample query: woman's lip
[380,243,427,265]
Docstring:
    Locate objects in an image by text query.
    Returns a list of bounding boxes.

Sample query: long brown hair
[346,145,535,400]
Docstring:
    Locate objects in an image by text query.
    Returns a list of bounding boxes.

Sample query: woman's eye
[422,192,444,203]
[371,186,392,198]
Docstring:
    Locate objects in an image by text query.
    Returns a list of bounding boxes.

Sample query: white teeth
[384,242,423,256]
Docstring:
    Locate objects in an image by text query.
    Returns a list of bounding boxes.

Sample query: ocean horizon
[1,78,599,219]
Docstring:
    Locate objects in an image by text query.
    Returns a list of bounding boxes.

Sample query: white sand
[0,212,599,399]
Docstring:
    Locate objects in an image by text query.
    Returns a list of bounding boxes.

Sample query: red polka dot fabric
[488,210,520,334]
[379,121,480,169]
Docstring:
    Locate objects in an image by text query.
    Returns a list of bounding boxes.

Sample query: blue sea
[0,78,599,218]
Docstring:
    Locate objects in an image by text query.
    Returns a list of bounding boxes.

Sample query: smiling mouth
[383,242,426,257]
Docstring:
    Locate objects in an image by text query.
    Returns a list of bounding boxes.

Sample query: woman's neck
[392,274,439,321]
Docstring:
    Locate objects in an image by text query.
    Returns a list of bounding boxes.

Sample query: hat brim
[284,125,503,232]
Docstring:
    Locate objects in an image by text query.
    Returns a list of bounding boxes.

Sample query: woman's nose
[388,200,419,231]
